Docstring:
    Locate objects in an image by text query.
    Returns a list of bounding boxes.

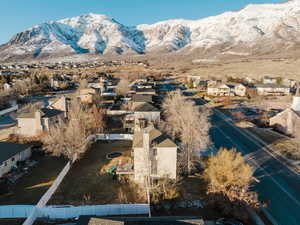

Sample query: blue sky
[0,0,286,44]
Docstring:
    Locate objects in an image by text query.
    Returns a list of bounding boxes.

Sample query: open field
[173,58,300,80]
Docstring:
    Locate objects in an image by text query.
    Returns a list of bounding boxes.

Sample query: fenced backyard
[48,140,146,205]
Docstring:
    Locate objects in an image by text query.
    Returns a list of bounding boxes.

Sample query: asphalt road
[198,98,300,225]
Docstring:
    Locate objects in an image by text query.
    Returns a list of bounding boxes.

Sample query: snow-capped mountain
[1,0,300,62]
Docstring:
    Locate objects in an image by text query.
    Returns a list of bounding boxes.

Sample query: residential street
[198,98,300,225]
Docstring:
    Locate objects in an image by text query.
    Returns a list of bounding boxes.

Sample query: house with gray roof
[131,94,153,109]
[133,126,177,182]
[0,142,31,177]
[135,88,156,95]
[133,103,160,132]
[269,89,300,136]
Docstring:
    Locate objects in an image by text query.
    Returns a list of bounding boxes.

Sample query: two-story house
[17,108,64,137]
[207,84,234,96]
[133,126,177,183]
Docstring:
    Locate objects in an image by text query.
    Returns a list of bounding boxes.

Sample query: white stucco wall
[156,147,177,179]
[17,118,43,137]
[134,146,177,182]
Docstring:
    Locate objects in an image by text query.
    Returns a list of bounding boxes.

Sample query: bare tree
[43,101,99,162]
[204,148,260,219]
[0,89,13,110]
[116,77,130,96]
[90,104,106,133]
[17,101,44,115]
[162,90,211,175]
[150,178,180,205]
[14,78,37,96]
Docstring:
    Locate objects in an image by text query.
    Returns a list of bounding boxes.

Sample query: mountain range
[1,0,300,62]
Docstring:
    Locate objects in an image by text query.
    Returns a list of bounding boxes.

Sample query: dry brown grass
[99,154,132,174]
[0,156,66,205]
[49,141,147,205]
[178,58,300,80]
[245,96,292,111]
[272,139,300,161]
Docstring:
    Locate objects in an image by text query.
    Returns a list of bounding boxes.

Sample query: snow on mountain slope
[1,0,300,61]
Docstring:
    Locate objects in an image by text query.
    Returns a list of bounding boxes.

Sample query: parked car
[216,218,244,225]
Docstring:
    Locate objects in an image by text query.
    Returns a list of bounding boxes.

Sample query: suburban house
[135,82,154,89]
[269,89,300,136]
[78,88,97,104]
[131,94,153,109]
[133,102,160,131]
[0,142,31,177]
[16,108,64,137]
[48,96,69,117]
[207,80,222,87]
[232,83,247,96]
[133,126,177,183]
[135,88,156,95]
[50,77,69,90]
[135,77,148,84]
[88,80,106,93]
[207,84,234,96]
[187,75,202,88]
[282,78,297,88]
[263,76,277,84]
[252,84,290,96]
[244,77,256,85]
[123,94,155,132]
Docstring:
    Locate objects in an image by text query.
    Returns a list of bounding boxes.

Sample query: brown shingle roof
[133,127,177,148]
[134,103,159,112]
[132,94,153,103]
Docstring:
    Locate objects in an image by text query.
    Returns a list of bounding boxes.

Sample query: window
[11,157,15,162]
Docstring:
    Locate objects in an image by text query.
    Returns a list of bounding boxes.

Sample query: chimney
[143,129,151,178]
[292,87,300,113]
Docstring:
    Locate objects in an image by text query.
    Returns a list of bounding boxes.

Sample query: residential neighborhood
[1,62,300,225]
